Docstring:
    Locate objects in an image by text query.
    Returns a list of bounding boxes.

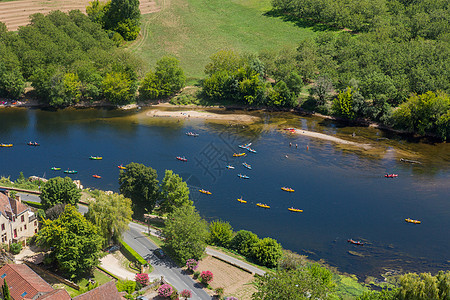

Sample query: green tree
[398,272,439,300]
[36,205,103,279]
[104,0,141,41]
[162,205,208,264]
[159,170,191,214]
[310,76,333,106]
[252,237,283,268]
[332,87,356,120]
[118,162,159,218]
[208,220,234,248]
[2,279,10,300]
[231,230,259,257]
[357,289,399,300]
[102,71,136,105]
[86,0,109,25]
[278,250,307,271]
[40,177,81,211]
[204,50,243,76]
[86,191,133,246]
[252,267,331,300]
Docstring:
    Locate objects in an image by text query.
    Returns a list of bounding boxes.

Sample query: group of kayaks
[1,141,41,147]
[49,156,127,179]
[176,156,187,162]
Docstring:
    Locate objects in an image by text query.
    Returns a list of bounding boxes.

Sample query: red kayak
[385,174,398,178]
[348,239,364,246]
[176,156,187,162]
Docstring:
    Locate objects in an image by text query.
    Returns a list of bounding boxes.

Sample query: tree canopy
[159,170,191,214]
[39,176,81,210]
[36,205,103,279]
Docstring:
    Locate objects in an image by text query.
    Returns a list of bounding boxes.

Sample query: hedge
[118,239,148,267]
[22,200,43,209]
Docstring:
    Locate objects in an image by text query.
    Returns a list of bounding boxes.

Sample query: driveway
[100,255,136,280]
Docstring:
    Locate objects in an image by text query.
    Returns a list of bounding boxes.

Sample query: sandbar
[146,109,259,122]
[288,128,372,149]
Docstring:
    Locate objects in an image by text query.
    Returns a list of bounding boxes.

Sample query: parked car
[153,248,165,259]
[105,245,120,253]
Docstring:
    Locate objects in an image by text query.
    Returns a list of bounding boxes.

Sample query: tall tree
[208,220,233,248]
[39,176,81,210]
[162,205,208,264]
[36,205,103,279]
[86,191,133,246]
[252,237,283,268]
[159,170,191,214]
[104,0,141,40]
[2,279,10,300]
[119,162,159,218]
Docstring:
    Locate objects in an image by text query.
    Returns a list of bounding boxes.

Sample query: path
[100,255,136,280]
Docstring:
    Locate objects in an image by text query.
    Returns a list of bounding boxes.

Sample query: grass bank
[130,0,320,81]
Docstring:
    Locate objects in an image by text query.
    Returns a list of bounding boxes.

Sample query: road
[17,192,89,214]
[124,223,212,299]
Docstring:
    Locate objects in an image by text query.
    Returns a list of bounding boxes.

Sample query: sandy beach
[287,128,372,149]
[146,108,260,122]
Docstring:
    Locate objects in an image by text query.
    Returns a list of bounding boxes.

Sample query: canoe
[385,174,398,178]
[348,239,364,246]
[242,162,252,170]
[176,156,188,162]
[256,203,270,209]
[27,142,40,146]
[51,167,61,171]
[89,156,102,160]
[199,189,212,195]
[0,144,13,147]
[405,218,421,224]
[226,165,235,169]
[247,148,257,153]
[237,174,249,179]
[288,207,303,212]
[64,170,78,174]
[186,132,199,137]
[92,175,101,179]
[281,187,295,192]
[233,153,246,157]
[118,165,127,170]
[237,197,247,203]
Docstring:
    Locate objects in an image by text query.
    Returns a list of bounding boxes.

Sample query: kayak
[199,189,212,195]
[348,239,364,246]
[92,175,102,179]
[89,156,102,160]
[118,165,127,170]
[247,148,257,153]
[281,187,295,192]
[242,162,252,170]
[385,174,398,178]
[405,218,421,224]
[237,174,249,179]
[237,197,247,203]
[64,170,78,174]
[233,153,246,157]
[186,132,199,137]
[0,144,13,147]
[256,203,270,209]
[226,165,235,169]
[176,156,188,162]
[288,207,303,212]
[27,142,40,146]
[51,167,61,171]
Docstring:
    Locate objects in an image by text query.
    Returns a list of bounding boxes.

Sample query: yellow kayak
[199,189,212,195]
[237,197,247,203]
[0,144,13,147]
[288,207,303,212]
[281,187,295,192]
[256,203,270,209]
[233,153,246,157]
[405,218,421,224]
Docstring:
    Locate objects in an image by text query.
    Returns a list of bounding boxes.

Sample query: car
[136,296,149,300]
[105,245,120,253]
[153,248,165,259]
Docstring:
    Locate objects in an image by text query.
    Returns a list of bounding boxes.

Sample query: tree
[252,237,283,268]
[278,250,307,271]
[204,50,243,76]
[104,0,141,41]
[252,267,332,300]
[86,191,133,246]
[154,56,186,97]
[118,162,159,218]
[36,205,103,279]
[40,177,81,210]
[310,76,333,106]
[208,220,234,248]
[159,170,192,214]
[102,71,136,105]
[231,230,259,257]
[2,279,10,300]
[162,205,209,264]
[332,87,356,120]
[200,271,214,284]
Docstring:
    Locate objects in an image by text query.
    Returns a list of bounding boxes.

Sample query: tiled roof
[40,288,71,300]
[10,198,28,216]
[0,264,54,300]
[73,281,126,300]
[0,192,13,216]
[0,192,28,218]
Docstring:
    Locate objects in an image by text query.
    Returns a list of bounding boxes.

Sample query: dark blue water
[1,107,449,278]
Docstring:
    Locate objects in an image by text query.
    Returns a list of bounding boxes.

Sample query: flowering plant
[158,283,173,297]
[200,270,213,284]
[135,273,149,286]
[185,259,198,271]
[180,289,192,299]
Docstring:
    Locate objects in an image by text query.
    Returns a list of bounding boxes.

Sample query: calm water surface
[0,107,449,278]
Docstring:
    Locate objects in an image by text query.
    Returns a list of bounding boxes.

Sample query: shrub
[193,271,200,279]
[9,242,22,255]
[118,239,148,267]
[200,270,213,284]
[215,287,224,297]
[185,259,198,272]
[180,289,192,299]
[116,280,136,294]
[252,237,283,268]
[158,283,173,297]
[208,220,233,247]
[231,230,259,257]
[135,273,149,286]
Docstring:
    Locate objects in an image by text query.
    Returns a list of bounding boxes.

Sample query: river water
[0,107,449,278]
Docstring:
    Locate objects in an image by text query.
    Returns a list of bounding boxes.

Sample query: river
[0,107,449,279]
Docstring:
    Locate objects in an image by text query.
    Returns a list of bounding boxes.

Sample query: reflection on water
[0,107,449,279]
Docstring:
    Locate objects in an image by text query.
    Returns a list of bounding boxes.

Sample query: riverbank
[145,107,260,122]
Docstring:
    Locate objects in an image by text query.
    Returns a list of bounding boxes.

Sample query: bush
[180,289,192,299]
[215,287,224,297]
[200,271,213,284]
[231,230,259,257]
[118,239,147,267]
[158,283,173,297]
[135,273,149,286]
[252,237,283,268]
[9,242,22,255]
[185,259,198,272]
[193,271,200,279]
[208,220,234,247]
[116,280,136,294]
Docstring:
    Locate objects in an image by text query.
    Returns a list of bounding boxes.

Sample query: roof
[0,192,13,217]
[0,192,28,219]
[73,281,126,300]
[0,264,54,300]
[40,288,71,300]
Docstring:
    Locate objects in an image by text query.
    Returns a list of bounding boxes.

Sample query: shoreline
[288,128,373,149]
[145,108,260,122]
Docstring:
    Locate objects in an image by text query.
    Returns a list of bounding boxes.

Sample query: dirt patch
[196,256,256,300]
[0,0,160,31]
[100,254,137,280]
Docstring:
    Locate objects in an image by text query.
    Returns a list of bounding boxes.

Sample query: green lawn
[60,269,112,298]
[130,0,320,81]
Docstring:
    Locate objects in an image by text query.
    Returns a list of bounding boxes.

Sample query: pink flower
[158,283,173,297]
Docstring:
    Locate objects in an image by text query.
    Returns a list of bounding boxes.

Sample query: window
[1,224,4,231]
[21,292,28,297]
[34,221,37,226]
[24,224,27,230]
[21,215,24,222]
[13,229,17,238]
[1,274,6,279]
[34,229,37,234]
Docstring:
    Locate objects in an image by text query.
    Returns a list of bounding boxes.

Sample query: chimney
[15,195,21,203]
[4,190,10,198]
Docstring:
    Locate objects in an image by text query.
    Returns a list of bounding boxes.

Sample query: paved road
[17,192,88,214]
[124,223,212,299]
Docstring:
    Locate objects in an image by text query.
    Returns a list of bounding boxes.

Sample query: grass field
[129,0,321,81]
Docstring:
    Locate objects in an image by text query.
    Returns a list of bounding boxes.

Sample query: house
[0,190,39,246]
[0,264,71,300]
[73,281,127,300]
